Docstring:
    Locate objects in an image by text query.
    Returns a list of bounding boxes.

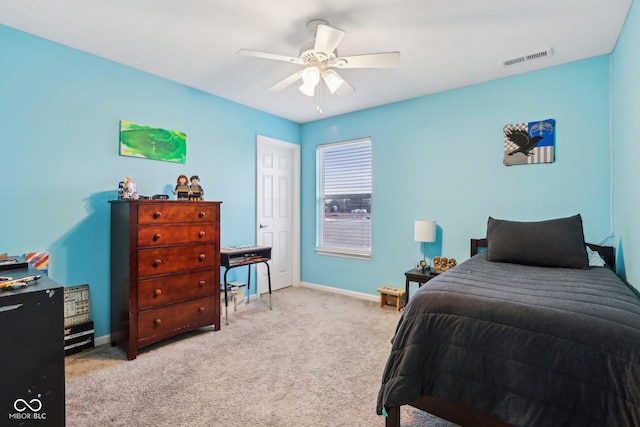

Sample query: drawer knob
[154,289,162,296]
[199,231,206,238]
[199,211,206,218]
[153,259,162,267]
[199,280,205,287]
[153,211,162,219]
[199,307,205,312]
[199,254,206,261]
[153,233,161,241]
[154,318,162,325]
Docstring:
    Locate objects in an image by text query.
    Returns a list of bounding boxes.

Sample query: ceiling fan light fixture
[322,70,344,94]
[299,81,316,97]
[299,65,321,96]
[301,66,321,86]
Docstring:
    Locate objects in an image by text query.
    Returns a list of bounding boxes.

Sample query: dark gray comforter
[377,254,640,426]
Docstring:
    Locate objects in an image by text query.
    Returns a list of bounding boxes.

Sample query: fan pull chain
[316,82,323,115]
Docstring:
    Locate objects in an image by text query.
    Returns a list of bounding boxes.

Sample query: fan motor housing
[299,40,337,64]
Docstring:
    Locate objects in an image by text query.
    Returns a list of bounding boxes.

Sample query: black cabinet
[0,270,65,426]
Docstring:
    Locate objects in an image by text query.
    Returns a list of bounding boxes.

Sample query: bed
[377,215,640,426]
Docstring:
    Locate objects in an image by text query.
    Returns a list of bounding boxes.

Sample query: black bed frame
[383,239,616,427]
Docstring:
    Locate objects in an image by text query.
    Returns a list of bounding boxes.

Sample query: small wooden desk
[404,268,439,302]
[220,246,272,324]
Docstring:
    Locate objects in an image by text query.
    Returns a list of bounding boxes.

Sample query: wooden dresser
[110,200,221,360]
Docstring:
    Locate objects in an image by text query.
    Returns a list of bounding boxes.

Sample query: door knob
[259,224,268,229]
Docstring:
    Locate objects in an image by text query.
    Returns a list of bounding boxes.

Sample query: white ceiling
[0,0,633,123]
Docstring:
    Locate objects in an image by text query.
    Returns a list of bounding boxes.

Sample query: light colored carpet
[65,286,459,427]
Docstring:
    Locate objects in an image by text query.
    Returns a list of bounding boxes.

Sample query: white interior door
[256,135,300,294]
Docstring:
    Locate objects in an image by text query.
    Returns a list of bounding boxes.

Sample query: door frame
[256,135,301,293]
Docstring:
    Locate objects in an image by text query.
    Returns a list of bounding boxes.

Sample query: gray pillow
[486,214,589,269]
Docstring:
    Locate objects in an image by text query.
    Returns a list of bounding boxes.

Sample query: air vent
[504,56,526,66]
[503,48,553,66]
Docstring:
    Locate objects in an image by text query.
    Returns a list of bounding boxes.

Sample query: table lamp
[414,220,436,272]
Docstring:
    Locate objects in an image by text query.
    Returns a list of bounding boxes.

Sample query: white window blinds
[316,138,372,258]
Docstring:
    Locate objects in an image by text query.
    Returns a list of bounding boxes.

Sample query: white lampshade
[301,66,321,85]
[321,69,345,94]
[299,66,321,97]
[299,82,316,97]
[414,220,436,243]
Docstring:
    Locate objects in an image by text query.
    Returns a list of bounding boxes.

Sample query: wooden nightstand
[404,268,439,302]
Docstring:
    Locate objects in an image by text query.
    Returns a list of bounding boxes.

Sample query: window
[316,138,372,259]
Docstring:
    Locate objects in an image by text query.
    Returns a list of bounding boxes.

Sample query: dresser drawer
[138,203,218,225]
[137,296,217,347]
[138,244,217,277]
[137,224,218,247]
[138,271,217,309]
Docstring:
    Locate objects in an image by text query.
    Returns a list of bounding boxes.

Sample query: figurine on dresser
[173,174,190,200]
[189,175,204,201]
[120,176,139,200]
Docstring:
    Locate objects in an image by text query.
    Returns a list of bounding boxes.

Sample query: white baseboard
[296,281,378,303]
[95,334,111,347]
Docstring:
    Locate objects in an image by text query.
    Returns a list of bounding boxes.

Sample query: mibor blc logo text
[8,397,47,421]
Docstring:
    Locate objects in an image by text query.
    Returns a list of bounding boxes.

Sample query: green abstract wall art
[119,120,187,163]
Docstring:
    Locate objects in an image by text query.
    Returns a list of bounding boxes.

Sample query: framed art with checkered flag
[503,119,555,166]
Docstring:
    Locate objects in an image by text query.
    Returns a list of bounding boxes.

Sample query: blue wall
[300,56,613,295]
[612,0,640,288]
[0,25,300,338]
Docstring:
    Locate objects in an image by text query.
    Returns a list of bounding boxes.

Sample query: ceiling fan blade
[314,24,345,58]
[238,49,303,65]
[332,52,400,69]
[268,70,304,92]
[334,78,354,97]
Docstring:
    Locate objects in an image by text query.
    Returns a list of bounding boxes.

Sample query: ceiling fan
[238,19,400,98]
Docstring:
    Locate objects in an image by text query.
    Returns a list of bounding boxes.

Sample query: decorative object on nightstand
[433,256,457,273]
[414,220,436,272]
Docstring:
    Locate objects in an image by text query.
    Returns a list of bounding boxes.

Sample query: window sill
[315,248,371,260]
